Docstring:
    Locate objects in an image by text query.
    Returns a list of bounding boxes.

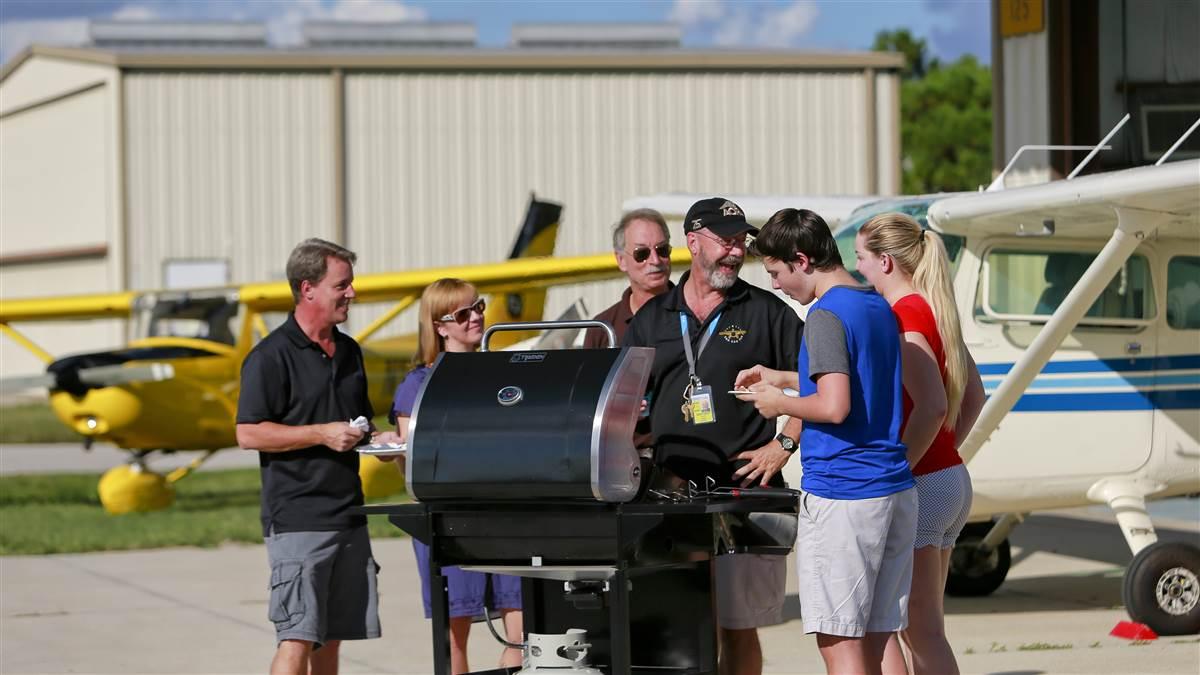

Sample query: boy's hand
[736,383,786,418]
[734,365,773,389]
[733,441,793,487]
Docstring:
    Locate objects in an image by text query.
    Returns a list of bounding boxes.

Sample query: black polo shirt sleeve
[237,346,287,424]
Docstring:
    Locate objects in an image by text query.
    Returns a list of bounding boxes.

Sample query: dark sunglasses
[628,243,672,263]
[438,298,486,323]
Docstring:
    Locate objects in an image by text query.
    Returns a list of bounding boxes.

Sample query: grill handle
[482,320,617,351]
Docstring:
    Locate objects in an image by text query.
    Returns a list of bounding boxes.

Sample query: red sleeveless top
[893,293,963,476]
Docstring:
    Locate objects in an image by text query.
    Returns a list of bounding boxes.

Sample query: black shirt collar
[282,313,347,351]
[661,270,752,315]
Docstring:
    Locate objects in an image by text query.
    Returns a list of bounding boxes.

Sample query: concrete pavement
[3,509,1199,674]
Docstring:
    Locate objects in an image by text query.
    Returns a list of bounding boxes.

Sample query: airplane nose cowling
[50,387,142,437]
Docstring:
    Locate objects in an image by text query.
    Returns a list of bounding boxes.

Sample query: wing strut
[354,295,417,343]
[0,323,55,363]
[958,207,1171,464]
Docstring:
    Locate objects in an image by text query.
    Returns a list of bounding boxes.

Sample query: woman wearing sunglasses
[389,278,522,674]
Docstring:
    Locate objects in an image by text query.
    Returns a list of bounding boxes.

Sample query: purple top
[389,365,430,425]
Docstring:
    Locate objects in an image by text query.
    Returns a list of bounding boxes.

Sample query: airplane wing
[928,159,1200,239]
[0,251,646,323]
[929,159,1200,465]
[237,251,645,314]
[0,291,138,323]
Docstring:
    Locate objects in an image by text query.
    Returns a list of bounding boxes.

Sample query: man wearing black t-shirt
[236,239,382,675]
[624,198,803,675]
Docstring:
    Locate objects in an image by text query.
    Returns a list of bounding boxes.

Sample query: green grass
[0,468,408,555]
[1018,642,1073,651]
[0,402,84,444]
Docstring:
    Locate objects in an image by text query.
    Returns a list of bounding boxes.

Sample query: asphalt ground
[2,444,1199,674]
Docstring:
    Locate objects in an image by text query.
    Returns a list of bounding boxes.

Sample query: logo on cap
[721,201,743,217]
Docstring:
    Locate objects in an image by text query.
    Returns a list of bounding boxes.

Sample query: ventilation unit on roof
[511,23,682,49]
[88,20,268,49]
[302,21,476,49]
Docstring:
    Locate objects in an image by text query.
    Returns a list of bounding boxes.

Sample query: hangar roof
[1,43,904,83]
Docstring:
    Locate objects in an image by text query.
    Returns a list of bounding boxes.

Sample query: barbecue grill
[363,321,797,675]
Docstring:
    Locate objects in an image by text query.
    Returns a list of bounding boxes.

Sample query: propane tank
[515,629,604,674]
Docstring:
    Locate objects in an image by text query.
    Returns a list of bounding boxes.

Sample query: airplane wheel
[98,464,175,514]
[1123,541,1200,636]
[946,522,1011,597]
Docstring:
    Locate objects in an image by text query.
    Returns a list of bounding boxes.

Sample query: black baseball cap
[683,197,758,238]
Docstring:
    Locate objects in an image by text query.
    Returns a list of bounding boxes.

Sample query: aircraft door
[969,242,1159,480]
[1155,253,1200,476]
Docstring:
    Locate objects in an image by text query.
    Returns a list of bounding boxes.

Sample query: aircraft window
[833,199,964,283]
[985,250,1155,322]
[147,298,239,345]
[1166,256,1200,330]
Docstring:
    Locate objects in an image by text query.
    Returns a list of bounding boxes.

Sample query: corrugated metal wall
[0,59,123,378]
[118,67,891,335]
[123,72,336,290]
[342,70,875,334]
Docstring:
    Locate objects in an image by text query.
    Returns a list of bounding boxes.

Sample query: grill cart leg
[609,568,631,674]
[431,564,451,675]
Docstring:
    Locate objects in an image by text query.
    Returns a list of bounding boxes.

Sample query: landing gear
[1123,541,1200,635]
[1089,479,1200,635]
[946,517,1016,597]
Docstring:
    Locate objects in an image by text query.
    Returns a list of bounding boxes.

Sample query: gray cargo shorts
[264,525,382,646]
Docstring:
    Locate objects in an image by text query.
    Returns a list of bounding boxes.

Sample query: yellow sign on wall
[1000,0,1044,37]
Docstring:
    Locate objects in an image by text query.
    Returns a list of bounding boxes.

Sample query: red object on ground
[1109,621,1159,640]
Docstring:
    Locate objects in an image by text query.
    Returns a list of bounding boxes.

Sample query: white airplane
[828,154,1199,635]
[627,126,1200,635]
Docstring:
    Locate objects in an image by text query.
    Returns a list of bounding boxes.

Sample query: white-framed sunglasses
[438,298,486,323]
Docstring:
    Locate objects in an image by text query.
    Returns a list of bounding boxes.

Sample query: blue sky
[0,1,991,67]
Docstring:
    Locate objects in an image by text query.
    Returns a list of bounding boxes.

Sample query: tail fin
[483,195,564,349]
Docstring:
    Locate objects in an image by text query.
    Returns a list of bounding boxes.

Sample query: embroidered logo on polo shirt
[719,325,747,343]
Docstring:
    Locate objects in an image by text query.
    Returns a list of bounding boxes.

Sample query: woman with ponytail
[855,214,985,675]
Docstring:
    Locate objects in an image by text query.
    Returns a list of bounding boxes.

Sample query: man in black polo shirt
[236,238,382,675]
[624,198,803,675]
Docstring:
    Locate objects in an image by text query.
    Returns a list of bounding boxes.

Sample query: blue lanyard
[680,311,722,385]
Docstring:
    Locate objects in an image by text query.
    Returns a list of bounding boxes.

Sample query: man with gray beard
[623,198,804,675]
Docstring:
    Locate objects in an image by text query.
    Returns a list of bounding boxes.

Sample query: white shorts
[796,488,918,637]
[914,464,973,549]
[715,553,787,630]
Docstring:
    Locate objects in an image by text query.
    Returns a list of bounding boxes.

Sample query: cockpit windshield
[141,292,240,345]
[832,197,965,283]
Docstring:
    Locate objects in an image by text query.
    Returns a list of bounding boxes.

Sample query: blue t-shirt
[797,286,913,499]
[389,365,430,425]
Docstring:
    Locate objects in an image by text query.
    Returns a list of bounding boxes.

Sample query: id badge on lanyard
[680,312,721,425]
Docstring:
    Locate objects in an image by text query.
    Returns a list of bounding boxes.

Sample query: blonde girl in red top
[855,213,986,675]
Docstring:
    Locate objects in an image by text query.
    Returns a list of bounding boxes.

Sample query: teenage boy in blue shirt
[734,208,917,675]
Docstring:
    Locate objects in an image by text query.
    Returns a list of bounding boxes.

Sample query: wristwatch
[775,432,798,454]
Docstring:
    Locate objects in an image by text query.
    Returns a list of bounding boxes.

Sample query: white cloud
[672,0,820,48]
[0,18,89,64]
[0,0,429,64]
[670,0,726,26]
[261,0,428,46]
[756,1,819,47]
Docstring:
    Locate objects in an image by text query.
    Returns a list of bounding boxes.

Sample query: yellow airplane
[0,198,638,514]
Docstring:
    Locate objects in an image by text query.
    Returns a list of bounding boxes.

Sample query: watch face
[777,435,796,451]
